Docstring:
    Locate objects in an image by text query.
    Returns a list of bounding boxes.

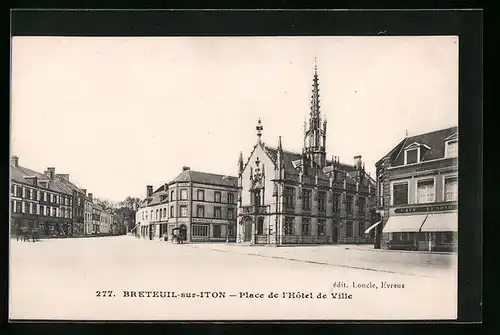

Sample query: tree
[120,196,141,211]
[95,198,117,213]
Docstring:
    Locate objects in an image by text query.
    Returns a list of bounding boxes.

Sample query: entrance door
[244,218,252,242]
[332,225,339,244]
[179,224,187,242]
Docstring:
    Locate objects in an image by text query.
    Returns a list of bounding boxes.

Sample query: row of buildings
[10,157,129,238]
[134,62,458,252]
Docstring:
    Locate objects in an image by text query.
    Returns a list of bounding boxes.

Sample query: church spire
[303,58,327,169]
[238,152,244,175]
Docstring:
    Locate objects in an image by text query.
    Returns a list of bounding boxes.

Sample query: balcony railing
[240,205,268,215]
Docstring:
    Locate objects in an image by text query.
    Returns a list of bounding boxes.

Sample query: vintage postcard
[10,35,459,321]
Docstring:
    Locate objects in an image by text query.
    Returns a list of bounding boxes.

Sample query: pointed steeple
[303,58,327,169]
[238,152,244,175]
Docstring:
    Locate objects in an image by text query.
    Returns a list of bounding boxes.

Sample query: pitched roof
[10,164,74,195]
[170,170,238,188]
[382,126,458,168]
[263,145,358,178]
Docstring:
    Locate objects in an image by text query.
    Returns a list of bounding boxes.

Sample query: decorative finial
[255,157,260,167]
[314,57,317,73]
[405,129,408,137]
[256,118,263,143]
[278,136,282,151]
[238,152,244,174]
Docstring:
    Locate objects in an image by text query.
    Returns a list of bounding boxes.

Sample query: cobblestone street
[10,236,457,320]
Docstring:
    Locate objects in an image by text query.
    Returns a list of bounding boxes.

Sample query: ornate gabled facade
[237,64,376,245]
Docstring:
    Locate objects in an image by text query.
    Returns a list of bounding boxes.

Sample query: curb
[188,245,448,279]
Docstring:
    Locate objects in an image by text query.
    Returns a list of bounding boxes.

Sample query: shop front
[382,204,457,252]
[190,218,233,243]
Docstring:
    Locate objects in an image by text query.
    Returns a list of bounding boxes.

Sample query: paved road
[10,236,457,320]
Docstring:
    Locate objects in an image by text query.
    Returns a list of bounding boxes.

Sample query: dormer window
[403,142,431,165]
[445,140,458,158]
[404,148,419,165]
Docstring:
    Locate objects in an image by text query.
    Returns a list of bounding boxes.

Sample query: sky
[11,36,458,202]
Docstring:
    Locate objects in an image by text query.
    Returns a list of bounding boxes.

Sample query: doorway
[179,224,187,242]
[244,217,252,242]
[332,225,339,244]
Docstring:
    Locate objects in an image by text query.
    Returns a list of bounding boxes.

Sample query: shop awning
[364,221,381,234]
[420,212,458,232]
[382,214,428,233]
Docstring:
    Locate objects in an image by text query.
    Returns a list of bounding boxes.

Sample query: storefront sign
[192,218,227,224]
[394,204,457,214]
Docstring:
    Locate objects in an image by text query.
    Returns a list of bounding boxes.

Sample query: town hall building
[236,64,377,245]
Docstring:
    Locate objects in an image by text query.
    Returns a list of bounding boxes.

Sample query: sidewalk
[187,243,457,279]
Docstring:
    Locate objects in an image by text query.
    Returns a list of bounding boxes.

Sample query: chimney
[88,193,93,202]
[45,167,55,179]
[11,155,19,168]
[182,166,190,171]
[147,185,153,197]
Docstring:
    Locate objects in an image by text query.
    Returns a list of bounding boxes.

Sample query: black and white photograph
[9,11,477,321]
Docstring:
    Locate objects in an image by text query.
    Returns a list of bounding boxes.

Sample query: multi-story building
[53,173,86,236]
[374,126,458,252]
[136,167,239,243]
[237,65,376,245]
[100,209,113,234]
[83,192,94,235]
[10,156,73,237]
[92,205,102,234]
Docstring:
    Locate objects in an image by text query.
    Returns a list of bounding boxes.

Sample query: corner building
[136,167,239,243]
[375,126,458,252]
[236,65,376,245]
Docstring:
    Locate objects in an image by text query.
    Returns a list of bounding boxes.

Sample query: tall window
[302,189,311,211]
[228,193,235,204]
[163,208,167,218]
[192,224,209,237]
[405,148,418,164]
[31,203,36,214]
[197,189,205,201]
[227,208,234,219]
[40,205,45,216]
[257,217,264,235]
[358,222,365,237]
[444,176,458,201]
[213,225,222,238]
[417,179,435,203]
[446,141,458,158]
[170,206,174,217]
[284,217,295,236]
[46,206,50,216]
[180,189,188,200]
[52,207,57,217]
[358,197,366,216]
[302,218,311,236]
[25,188,31,199]
[284,187,295,209]
[11,185,14,196]
[346,195,354,215]
[170,190,175,201]
[332,194,340,213]
[345,221,353,237]
[318,191,326,212]
[214,206,221,219]
[16,186,22,197]
[31,190,37,200]
[214,192,221,203]
[393,182,409,206]
[40,191,45,201]
[318,219,326,236]
[196,205,205,217]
